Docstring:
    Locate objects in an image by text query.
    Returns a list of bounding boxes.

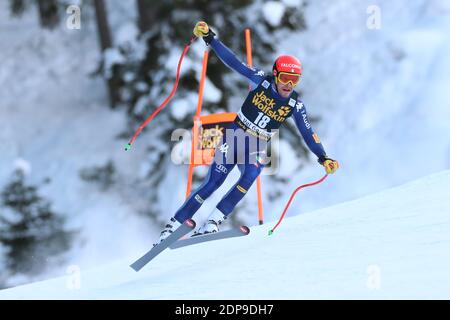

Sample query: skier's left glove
[193,21,216,45]
[318,156,339,174]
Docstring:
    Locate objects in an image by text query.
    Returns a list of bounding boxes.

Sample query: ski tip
[239,226,250,235]
[125,143,132,151]
[184,219,196,228]
[130,264,140,272]
[268,230,274,236]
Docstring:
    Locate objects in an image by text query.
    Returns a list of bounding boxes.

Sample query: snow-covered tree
[8,0,61,28]
[0,169,73,276]
[36,0,60,28]
[9,0,27,16]
[79,160,117,191]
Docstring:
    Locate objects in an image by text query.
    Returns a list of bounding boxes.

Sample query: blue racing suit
[174,37,327,223]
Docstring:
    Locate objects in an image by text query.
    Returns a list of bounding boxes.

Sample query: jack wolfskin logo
[277,106,291,116]
[252,91,288,122]
[194,194,204,204]
[252,91,276,110]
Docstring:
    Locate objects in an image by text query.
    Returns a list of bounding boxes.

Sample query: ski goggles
[276,72,301,86]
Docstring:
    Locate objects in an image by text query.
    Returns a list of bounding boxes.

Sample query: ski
[130,219,196,272]
[169,225,250,250]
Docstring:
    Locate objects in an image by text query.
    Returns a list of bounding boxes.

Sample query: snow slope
[1,170,449,299]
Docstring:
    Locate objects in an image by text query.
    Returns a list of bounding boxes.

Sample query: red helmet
[272,55,302,76]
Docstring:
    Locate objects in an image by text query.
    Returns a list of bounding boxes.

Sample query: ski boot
[193,209,227,236]
[154,217,181,246]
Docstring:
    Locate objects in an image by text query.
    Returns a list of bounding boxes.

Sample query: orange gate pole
[245,28,264,225]
[186,50,209,198]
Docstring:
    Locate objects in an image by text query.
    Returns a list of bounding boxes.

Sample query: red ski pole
[125,36,196,151]
[268,174,328,235]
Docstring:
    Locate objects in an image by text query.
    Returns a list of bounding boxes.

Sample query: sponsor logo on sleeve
[243,62,256,71]
[312,133,321,143]
[302,113,311,129]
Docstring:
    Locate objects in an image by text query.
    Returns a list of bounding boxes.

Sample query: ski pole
[125,36,196,151]
[268,174,328,235]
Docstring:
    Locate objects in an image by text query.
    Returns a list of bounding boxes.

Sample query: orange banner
[191,113,236,166]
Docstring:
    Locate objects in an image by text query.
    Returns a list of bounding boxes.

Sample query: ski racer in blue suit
[154,22,339,245]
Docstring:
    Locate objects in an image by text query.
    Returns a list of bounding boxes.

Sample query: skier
[154,21,339,245]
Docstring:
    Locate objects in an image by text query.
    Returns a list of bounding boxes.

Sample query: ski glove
[318,156,339,174]
[193,21,216,45]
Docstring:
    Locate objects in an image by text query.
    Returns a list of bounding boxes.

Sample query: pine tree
[9,0,27,16]
[93,0,121,108]
[0,170,72,275]
[8,0,62,29]
[36,0,60,28]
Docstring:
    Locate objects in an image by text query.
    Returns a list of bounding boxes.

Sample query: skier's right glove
[193,21,216,45]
